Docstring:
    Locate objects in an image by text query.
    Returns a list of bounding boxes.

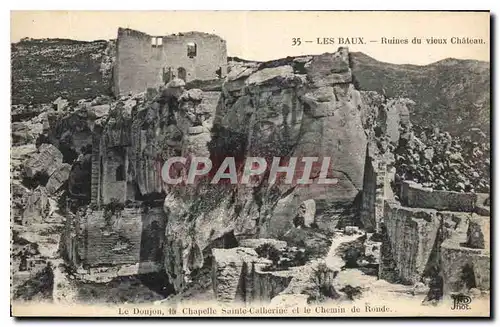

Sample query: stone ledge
[77,261,164,283]
[400,181,477,212]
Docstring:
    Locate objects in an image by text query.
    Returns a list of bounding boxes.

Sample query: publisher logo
[451,294,472,310]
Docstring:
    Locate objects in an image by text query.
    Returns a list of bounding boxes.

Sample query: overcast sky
[11,11,490,65]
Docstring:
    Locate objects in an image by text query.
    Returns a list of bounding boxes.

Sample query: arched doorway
[177,67,187,81]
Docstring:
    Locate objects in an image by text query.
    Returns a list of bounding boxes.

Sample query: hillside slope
[11,38,114,105]
[350,52,490,135]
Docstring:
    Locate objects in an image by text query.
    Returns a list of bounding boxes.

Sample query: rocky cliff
[161,48,368,291]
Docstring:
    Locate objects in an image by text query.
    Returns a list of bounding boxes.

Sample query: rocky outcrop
[46,163,71,194]
[62,207,166,271]
[23,144,64,178]
[280,260,339,303]
[380,175,491,297]
[160,47,368,291]
[211,247,269,303]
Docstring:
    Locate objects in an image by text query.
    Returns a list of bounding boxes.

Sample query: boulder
[24,144,64,178]
[180,89,204,102]
[269,294,309,308]
[304,49,351,87]
[22,187,52,225]
[294,199,316,228]
[344,226,360,235]
[166,78,186,89]
[466,216,490,249]
[88,104,110,119]
[11,121,43,145]
[45,163,71,194]
[53,97,68,111]
[211,247,268,303]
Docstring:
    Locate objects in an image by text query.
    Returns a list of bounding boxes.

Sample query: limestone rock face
[162,48,369,291]
[304,49,351,87]
[24,144,64,178]
[293,50,366,195]
[211,247,267,303]
[441,215,490,294]
[11,121,44,145]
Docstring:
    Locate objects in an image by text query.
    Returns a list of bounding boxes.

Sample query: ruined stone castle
[114,28,228,96]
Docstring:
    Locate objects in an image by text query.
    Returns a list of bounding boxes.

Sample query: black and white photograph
[9,11,491,317]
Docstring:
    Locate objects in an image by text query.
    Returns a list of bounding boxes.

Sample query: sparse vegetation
[255,243,313,271]
[308,262,340,303]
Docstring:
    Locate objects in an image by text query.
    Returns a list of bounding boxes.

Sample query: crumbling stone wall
[69,207,166,269]
[380,179,490,296]
[400,181,477,212]
[382,201,442,284]
[360,147,395,233]
[114,28,227,96]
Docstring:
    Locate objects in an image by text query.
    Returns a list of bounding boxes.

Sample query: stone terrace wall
[380,178,490,294]
[441,217,490,294]
[400,181,477,212]
[382,201,441,284]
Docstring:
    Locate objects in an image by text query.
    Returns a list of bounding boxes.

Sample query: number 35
[292,38,301,46]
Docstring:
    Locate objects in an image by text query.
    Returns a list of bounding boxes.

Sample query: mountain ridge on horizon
[12,36,489,67]
[11,37,490,135]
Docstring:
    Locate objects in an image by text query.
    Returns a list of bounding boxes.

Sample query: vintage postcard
[10,11,491,317]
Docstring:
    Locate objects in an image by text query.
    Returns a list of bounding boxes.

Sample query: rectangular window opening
[187,42,197,58]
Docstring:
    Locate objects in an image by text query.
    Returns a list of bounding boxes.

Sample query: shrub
[255,243,281,267]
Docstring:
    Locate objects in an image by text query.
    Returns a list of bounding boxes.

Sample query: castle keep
[114,28,228,96]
